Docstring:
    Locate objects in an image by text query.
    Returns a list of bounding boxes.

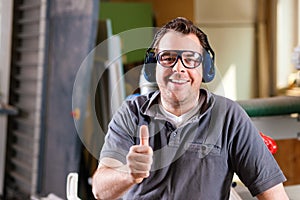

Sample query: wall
[194,0,256,100]
[99,2,153,64]
[110,0,194,27]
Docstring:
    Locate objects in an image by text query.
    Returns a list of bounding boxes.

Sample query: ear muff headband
[143,48,215,83]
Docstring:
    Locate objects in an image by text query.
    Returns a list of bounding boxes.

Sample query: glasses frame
[156,50,203,69]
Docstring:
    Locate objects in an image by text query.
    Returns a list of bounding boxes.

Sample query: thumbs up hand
[126,125,153,184]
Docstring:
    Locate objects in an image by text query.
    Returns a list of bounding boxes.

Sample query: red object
[259,132,278,154]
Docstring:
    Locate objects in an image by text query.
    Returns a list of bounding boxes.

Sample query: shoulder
[209,92,247,116]
[122,91,159,113]
[207,92,254,135]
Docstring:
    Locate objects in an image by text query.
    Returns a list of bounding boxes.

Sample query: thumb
[139,125,149,146]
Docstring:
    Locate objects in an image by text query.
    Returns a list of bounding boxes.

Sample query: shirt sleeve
[99,101,139,164]
[228,104,286,197]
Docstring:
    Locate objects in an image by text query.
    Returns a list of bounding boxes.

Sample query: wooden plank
[274,139,300,186]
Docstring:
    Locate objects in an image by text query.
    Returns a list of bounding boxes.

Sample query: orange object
[71,108,80,120]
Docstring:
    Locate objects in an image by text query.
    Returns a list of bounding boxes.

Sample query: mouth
[169,79,189,84]
[168,73,190,85]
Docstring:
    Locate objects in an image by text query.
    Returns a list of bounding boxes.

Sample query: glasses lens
[157,51,178,67]
[157,50,202,68]
[182,51,202,68]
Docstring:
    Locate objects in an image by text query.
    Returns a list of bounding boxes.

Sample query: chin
[168,91,190,102]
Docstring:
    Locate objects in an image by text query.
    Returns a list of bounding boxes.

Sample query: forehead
[157,31,203,52]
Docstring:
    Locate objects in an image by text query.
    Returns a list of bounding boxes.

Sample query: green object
[99,2,154,64]
[237,96,300,117]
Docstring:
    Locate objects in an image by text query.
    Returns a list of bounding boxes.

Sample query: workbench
[235,96,300,199]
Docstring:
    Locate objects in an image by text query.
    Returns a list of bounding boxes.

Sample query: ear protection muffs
[143,48,157,83]
[143,48,216,83]
[202,49,215,83]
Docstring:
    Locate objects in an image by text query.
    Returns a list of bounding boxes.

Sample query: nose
[172,57,186,73]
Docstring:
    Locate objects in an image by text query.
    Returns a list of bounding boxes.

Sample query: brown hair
[151,17,214,57]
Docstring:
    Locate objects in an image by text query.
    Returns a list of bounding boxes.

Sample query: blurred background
[0,0,299,199]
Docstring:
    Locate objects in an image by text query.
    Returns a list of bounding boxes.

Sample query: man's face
[156,31,203,104]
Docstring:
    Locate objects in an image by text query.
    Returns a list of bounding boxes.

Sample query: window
[276,0,299,89]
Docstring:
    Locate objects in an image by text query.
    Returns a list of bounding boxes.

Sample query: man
[92,17,288,199]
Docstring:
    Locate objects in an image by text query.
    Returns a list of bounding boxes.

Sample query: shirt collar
[141,88,214,119]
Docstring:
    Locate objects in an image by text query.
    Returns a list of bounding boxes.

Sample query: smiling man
[155,31,203,116]
[92,17,288,200]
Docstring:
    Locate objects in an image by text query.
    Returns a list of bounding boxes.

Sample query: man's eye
[184,57,196,63]
[162,56,176,62]
[185,58,193,62]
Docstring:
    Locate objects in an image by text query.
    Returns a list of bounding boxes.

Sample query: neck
[160,92,200,117]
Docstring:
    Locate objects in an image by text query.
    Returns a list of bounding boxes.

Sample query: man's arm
[256,183,289,200]
[92,125,153,200]
[92,158,138,200]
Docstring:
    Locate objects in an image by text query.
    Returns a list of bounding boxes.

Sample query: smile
[170,79,189,84]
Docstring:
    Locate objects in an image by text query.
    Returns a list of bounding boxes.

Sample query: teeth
[171,79,188,83]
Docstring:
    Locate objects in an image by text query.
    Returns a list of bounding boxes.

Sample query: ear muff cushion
[143,50,157,82]
[202,50,215,83]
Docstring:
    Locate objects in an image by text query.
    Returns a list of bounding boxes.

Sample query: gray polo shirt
[100,89,286,200]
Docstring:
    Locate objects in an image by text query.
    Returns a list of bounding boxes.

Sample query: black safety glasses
[156,50,203,69]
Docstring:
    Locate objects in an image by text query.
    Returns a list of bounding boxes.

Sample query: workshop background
[0,0,300,199]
